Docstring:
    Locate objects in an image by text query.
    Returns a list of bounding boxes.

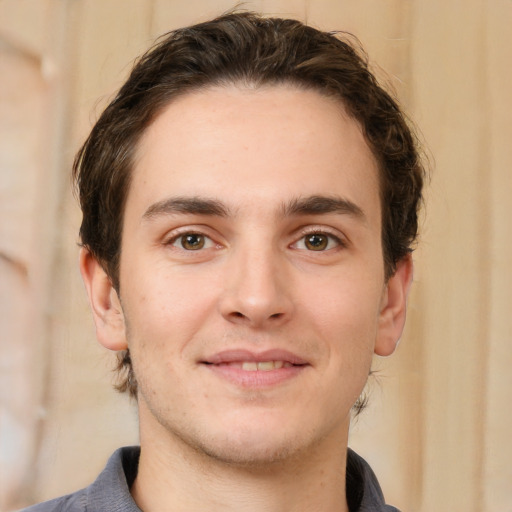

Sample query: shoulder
[18,490,87,512]
[18,447,141,512]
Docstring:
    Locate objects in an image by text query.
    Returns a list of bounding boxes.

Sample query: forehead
[129,85,380,222]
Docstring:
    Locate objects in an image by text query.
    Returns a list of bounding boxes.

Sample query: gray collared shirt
[20,446,400,511]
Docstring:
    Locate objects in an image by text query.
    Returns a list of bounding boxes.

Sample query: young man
[24,11,424,512]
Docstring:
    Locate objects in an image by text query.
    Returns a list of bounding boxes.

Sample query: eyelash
[165,229,216,251]
[292,228,346,252]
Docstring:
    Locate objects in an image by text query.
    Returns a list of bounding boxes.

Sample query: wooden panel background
[0,1,510,511]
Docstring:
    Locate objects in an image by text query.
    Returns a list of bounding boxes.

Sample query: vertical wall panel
[150,0,253,35]
[32,0,154,504]
[408,0,511,510]
[0,0,59,507]
[483,2,512,511]
[0,0,50,56]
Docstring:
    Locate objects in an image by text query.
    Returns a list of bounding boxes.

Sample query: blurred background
[0,1,511,511]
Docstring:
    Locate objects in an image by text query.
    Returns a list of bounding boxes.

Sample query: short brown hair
[74,11,425,398]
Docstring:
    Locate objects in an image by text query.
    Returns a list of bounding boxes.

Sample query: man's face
[90,85,410,465]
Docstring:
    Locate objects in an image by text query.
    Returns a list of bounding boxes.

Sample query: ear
[374,254,414,356]
[79,248,127,351]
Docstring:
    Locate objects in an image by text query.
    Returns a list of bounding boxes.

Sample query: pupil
[183,234,204,250]
[306,234,327,250]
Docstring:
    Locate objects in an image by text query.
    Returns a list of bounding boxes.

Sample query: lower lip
[203,364,307,388]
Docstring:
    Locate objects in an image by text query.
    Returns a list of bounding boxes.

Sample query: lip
[203,349,309,366]
[200,349,310,389]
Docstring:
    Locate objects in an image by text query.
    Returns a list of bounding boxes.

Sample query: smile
[217,361,294,371]
[201,349,309,388]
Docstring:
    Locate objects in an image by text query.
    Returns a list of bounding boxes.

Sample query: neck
[131,415,350,512]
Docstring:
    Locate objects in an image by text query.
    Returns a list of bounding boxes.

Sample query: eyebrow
[142,194,365,221]
[282,195,366,220]
[142,196,230,220]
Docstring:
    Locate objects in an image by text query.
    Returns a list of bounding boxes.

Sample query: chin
[193,435,305,468]
[176,416,325,469]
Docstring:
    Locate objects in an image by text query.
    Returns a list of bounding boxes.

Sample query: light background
[0,1,511,511]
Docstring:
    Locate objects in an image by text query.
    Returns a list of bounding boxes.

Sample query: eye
[294,232,342,251]
[170,233,214,251]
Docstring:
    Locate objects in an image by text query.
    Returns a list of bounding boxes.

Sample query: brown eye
[180,234,205,250]
[304,234,329,251]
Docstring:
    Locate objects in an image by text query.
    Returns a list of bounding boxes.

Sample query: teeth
[257,361,274,371]
[239,361,289,371]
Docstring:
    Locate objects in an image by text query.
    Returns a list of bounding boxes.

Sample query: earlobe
[374,254,414,357]
[79,248,127,351]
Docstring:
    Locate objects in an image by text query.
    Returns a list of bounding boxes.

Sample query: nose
[218,246,294,328]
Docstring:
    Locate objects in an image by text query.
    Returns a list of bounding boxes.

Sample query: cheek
[303,273,382,360]
[121,264,220,350]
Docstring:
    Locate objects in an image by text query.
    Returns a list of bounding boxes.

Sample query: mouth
[212,360,295,371]
[200,349,309,388]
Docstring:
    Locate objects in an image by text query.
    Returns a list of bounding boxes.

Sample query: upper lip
[202,349,309,366]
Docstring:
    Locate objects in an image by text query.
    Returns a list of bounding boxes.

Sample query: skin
[80,85,413,512]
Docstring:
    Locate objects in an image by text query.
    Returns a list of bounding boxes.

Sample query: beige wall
[1,1,511,511]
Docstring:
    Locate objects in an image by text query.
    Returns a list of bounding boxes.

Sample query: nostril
[223,306,290,326]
